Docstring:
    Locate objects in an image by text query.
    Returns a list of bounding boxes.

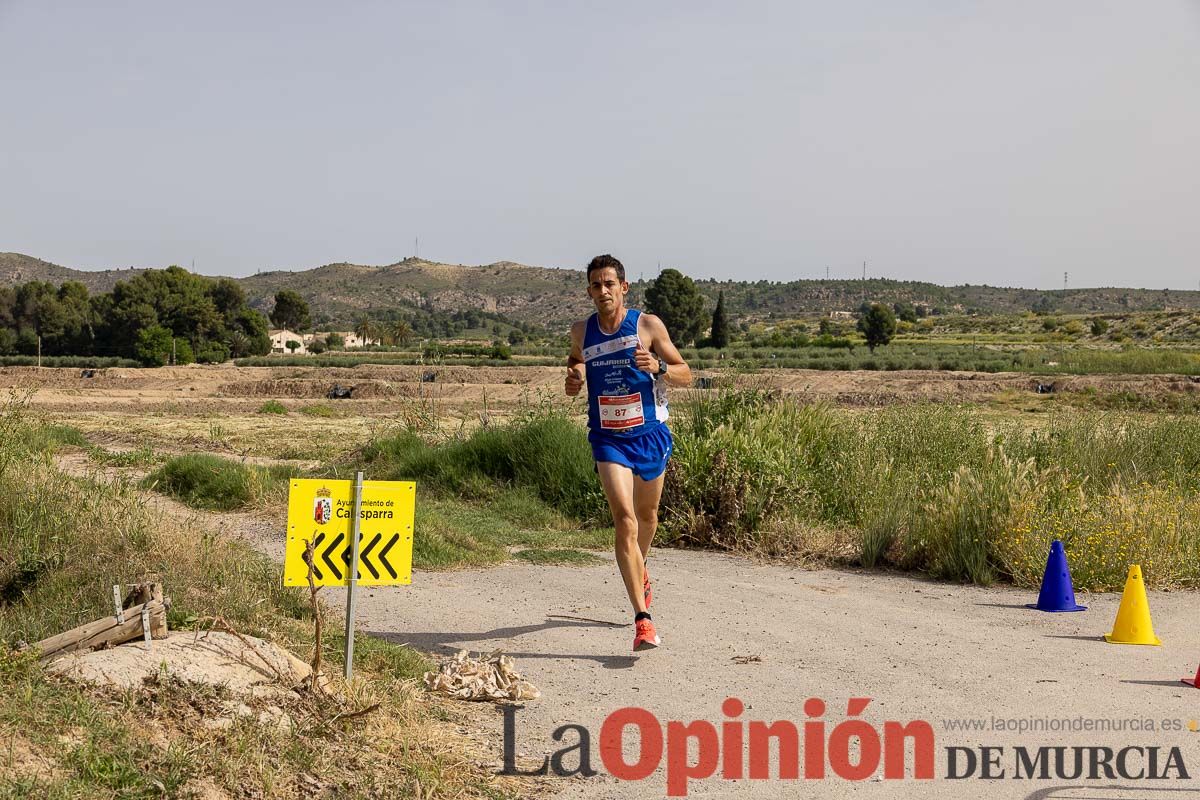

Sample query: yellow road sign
[283,479,415,587]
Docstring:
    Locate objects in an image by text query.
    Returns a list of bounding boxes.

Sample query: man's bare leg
[597,461,647,613]
[633,472,665,560]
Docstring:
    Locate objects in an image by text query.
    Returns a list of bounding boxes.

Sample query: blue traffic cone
[1026,540,1086,612]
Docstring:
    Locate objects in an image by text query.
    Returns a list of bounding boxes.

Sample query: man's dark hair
[586,254,625,282]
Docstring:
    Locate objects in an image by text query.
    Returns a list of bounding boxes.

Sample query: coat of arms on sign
[313,486,333,524]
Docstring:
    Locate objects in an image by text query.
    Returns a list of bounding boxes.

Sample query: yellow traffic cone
[1104,565,1161,646]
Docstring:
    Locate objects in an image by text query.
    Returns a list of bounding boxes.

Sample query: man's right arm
[565,321,585,396]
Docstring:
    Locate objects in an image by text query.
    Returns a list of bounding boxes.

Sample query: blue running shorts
[588,423,674,481]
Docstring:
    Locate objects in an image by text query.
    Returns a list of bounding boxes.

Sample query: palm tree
[388,319,413,348]
[353,317,378,347]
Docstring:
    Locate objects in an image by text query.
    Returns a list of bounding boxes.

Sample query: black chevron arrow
[378,534,400,580]
[359,533,382,580]
[338,541,363,580]
[303,532,326,581]
[321,532,345,580]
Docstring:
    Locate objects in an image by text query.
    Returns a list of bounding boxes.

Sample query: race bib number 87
[599,393,645,430]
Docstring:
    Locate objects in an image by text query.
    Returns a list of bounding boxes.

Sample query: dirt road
[338,549,1200,799]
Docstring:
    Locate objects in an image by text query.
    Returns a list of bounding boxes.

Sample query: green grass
[85,445,159,468]
[1058,387,1200,413]
[1015,347,1200,375]
[0,419,160,471]
[326,632,432,680]
[141,453,295,511]
[513,548,604,566]
[2,422,87,460]
[257,399,288,414]
[413,495,610,570]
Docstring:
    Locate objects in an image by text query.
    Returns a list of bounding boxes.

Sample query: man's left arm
[637,315,692,387]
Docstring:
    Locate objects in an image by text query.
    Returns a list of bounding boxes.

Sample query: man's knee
[614,515,643,546]
[612,511,638,535]
[636,508,658,527]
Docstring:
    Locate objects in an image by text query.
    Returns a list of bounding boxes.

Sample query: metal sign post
[284,477,416,681]
[343,471,364,680]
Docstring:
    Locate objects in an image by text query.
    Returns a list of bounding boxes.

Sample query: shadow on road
[367,615,638,670]
[1120,679,1188,687]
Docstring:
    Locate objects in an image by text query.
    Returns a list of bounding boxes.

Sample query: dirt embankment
[6,364,1200,412]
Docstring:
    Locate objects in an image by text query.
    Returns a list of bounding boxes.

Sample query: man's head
[586,254,625,283]
[586,254,629,314]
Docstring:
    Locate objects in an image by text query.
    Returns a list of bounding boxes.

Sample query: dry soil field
[10,363,1200,454]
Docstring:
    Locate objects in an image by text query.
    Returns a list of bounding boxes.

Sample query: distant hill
[693,277,1200,318]
[0,252,153,293]
[236,258,594,328]
[4,251,1200,326]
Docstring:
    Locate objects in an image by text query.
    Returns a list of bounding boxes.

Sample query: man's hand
[565,366,584,396]
[634,342,661,375]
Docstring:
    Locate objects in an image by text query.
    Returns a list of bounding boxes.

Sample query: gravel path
[342,548,1200,799]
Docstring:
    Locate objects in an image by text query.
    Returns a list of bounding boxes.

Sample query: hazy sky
[1,1,1197,289]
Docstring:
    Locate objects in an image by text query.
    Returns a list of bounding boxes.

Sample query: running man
[565,254,691,652]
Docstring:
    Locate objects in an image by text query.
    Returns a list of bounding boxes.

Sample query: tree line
[0,267,271,365]
[0,263,899,366]
[646,268,902,353]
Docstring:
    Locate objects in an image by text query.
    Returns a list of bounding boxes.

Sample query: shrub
[901,448,1041,584]
[194,340,230,364]
[134,325,173,366]
[142,454,293,511]
[258,400,287,415]
[664,388,852,546]
[365,413,605,523]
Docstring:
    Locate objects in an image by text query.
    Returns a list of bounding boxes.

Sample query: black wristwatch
[656,358,669,376]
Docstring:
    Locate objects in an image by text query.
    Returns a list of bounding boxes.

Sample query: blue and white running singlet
[582,309,669,436]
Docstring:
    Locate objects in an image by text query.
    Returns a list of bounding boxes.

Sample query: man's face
[587,267,628,312]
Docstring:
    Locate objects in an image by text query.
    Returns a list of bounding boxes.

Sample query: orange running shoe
[633,618,660,652]
[643,567,652,609]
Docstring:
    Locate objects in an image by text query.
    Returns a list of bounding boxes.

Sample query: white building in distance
[269,329,307,354]
[268,330,381,354]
